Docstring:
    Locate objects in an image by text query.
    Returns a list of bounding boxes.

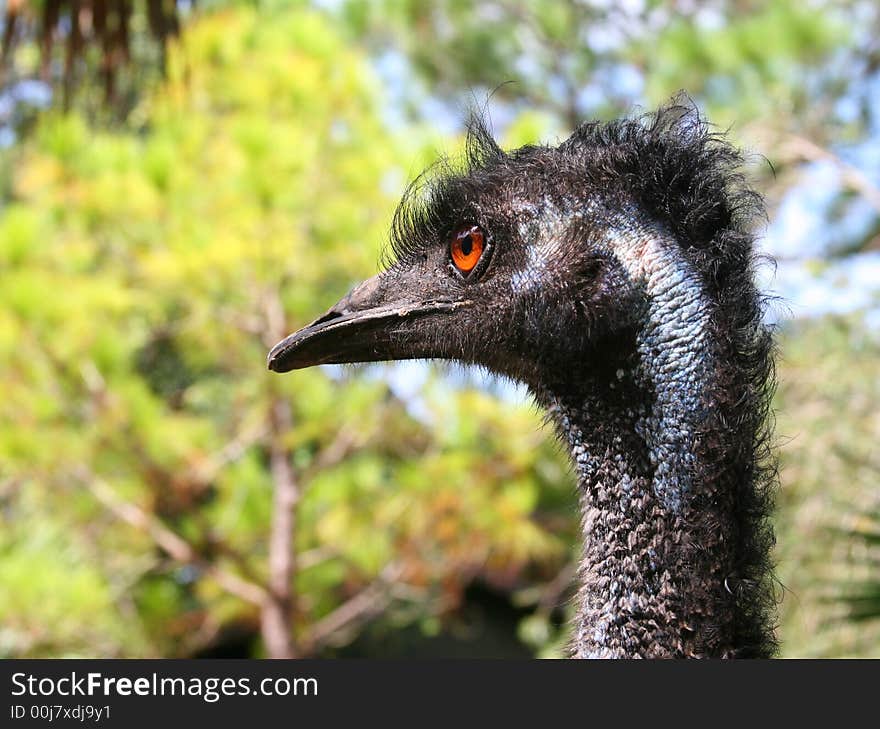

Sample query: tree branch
[774,130,880,214]
[191,419,269,485]
[302,564,404,651]
[301,427,362,482]
[261,288,302,659]
[82,471,266,607]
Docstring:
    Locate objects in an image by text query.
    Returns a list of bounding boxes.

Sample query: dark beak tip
[267,354,296,373]
[267,336,295,373]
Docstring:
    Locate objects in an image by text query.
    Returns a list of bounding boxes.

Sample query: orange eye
[450,225,485,275]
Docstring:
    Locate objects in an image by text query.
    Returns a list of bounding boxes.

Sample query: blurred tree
[1,0,188,115]
[773,316,880,657]
[837,510,880,627]
[0,5,573,658]
[335,0,880,256]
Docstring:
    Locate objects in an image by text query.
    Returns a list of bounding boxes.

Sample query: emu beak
[267,274,467,372]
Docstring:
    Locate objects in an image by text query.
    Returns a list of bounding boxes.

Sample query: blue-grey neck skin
[608,219,716,514]
[529,212,740,658]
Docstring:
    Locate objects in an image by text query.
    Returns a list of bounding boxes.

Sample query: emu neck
[546,228,744,658]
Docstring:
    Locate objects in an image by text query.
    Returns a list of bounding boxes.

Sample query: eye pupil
[461,235,473,256]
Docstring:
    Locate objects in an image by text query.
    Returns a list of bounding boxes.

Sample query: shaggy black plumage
[268,96,779,658]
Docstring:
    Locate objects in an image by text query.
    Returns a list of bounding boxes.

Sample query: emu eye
[450,225,486,277]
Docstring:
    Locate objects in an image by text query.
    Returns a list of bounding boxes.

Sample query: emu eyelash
[385,118,503,268]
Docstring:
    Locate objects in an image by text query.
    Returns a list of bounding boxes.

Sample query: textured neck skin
[537,221,748,658]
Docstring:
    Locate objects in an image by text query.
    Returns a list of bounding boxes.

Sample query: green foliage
[836,510,880,624]
[774,316,880,657]
[0,5,572,657]
[635,0,848,127]
[337,0,855,133]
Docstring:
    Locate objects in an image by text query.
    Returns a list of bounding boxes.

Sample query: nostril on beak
[310,307,345,327]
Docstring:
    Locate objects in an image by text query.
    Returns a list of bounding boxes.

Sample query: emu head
[268,104,751,393]
[267,120,637,389]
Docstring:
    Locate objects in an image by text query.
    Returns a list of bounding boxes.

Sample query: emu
[268,101,778,658]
